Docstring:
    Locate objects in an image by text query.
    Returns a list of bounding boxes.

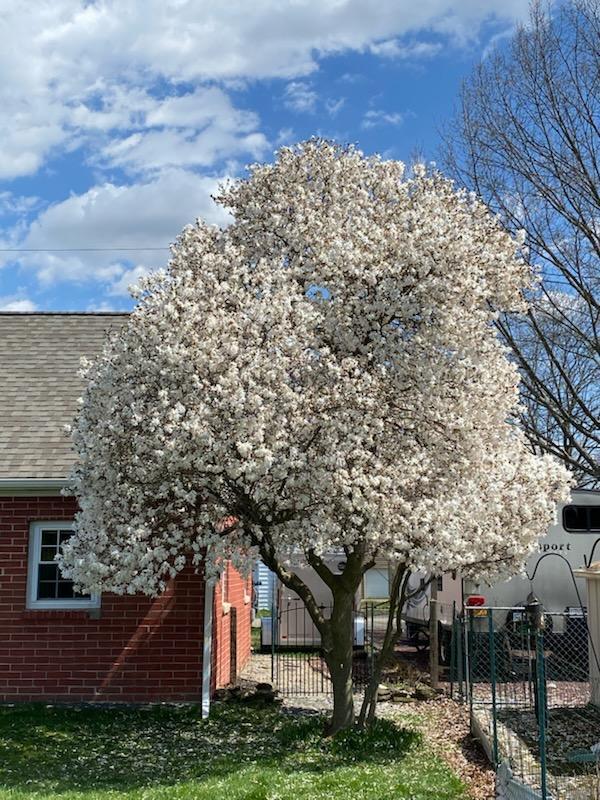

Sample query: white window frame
[26,521,101,610]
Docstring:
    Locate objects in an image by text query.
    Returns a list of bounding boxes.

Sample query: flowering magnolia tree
[62,141,570,733]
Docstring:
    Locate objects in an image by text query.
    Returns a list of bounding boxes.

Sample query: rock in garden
[255,682,274,694]
[414,683,438,701]
[377,684,393,701]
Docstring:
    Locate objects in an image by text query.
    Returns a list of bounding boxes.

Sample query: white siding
[254,561,274,610]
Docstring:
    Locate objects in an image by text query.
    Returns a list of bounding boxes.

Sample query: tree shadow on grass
[0,701,422,795]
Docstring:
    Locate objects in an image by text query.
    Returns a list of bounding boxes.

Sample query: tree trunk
[323,589,355,734]
[253,530,367,734]
[429,579,439,689]
[358,565,408,728]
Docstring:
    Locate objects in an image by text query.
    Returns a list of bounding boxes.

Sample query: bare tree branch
[442,0,600,486]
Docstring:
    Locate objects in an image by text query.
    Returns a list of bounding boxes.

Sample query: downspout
[201,578,215,719]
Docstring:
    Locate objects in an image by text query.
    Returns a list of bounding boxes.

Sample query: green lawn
[0,701,467,800]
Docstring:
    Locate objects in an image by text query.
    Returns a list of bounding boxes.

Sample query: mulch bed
[498,704,600,776]
[382,698,495,800]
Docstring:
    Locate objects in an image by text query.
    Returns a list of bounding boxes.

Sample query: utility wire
[0,247,170,252]
[0,250,590,290]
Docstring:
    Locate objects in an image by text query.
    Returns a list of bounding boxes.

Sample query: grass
[0,701,467,800]
[251,611,272,651]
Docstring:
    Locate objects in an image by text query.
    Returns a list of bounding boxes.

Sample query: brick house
[0,312,252,708]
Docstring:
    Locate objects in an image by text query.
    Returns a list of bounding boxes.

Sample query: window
[563,505,600,533]
[364,567,390,599]
[27,522,100,610]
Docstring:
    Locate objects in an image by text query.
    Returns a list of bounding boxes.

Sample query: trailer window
[563,505,600,532]
[364,568,389,599]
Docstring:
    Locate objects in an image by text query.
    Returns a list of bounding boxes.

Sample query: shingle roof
[0,313,128,479]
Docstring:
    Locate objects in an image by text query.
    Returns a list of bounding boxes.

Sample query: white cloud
[369,39,442,59]
[0,192,40,217]
[284,82,318,114]
[338,72,366,84]
[0,0,531,178]
[13,169,231,286]
[482,25,517,59]
[85,299,130,312]
[276,127,296,146]
[108,265,152,297]
[67,84,158,132]
[0,121,65,181]
[325,98,345,117]
[145,87,257,129]
[0,294,37,312]
[97,86,270,174]
[99,127,268,174]
[362,109,408,129]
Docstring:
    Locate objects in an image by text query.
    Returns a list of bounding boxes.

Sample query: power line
[0,247,170,253]
[0,250,590,291]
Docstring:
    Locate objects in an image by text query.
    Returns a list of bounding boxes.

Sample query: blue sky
[0,1,531,313]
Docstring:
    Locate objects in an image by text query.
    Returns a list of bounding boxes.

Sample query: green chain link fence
[452,604,600,800]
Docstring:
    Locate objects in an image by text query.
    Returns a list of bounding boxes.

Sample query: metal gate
[271,601,379,696]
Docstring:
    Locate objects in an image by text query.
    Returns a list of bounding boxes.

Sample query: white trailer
[261,490,600,653]
[253,561,275,611]
[260,554,366,649]
[465,489,600,613]
[403,490,600,654]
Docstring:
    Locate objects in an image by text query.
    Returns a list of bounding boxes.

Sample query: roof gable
[0,313,128,480]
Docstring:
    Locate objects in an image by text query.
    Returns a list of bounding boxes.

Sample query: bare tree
[443,0,600,486]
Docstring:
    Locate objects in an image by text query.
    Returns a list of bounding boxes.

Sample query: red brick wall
[211,562,253,689]
[0,495,210,702]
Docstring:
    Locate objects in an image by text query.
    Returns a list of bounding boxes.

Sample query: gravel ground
[241,652,273,685]
[240,653,495,800]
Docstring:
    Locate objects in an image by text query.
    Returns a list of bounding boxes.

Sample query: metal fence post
[456,606,465,702]
[466,608,474,719]
[488,608,499,767]
[450,608,456,699]
[270,580,277,685]
[369,601,375,686]
[536,629,548,800]
[430,584,439,689]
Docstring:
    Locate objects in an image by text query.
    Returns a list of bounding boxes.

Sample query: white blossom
[60,140,572,597]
